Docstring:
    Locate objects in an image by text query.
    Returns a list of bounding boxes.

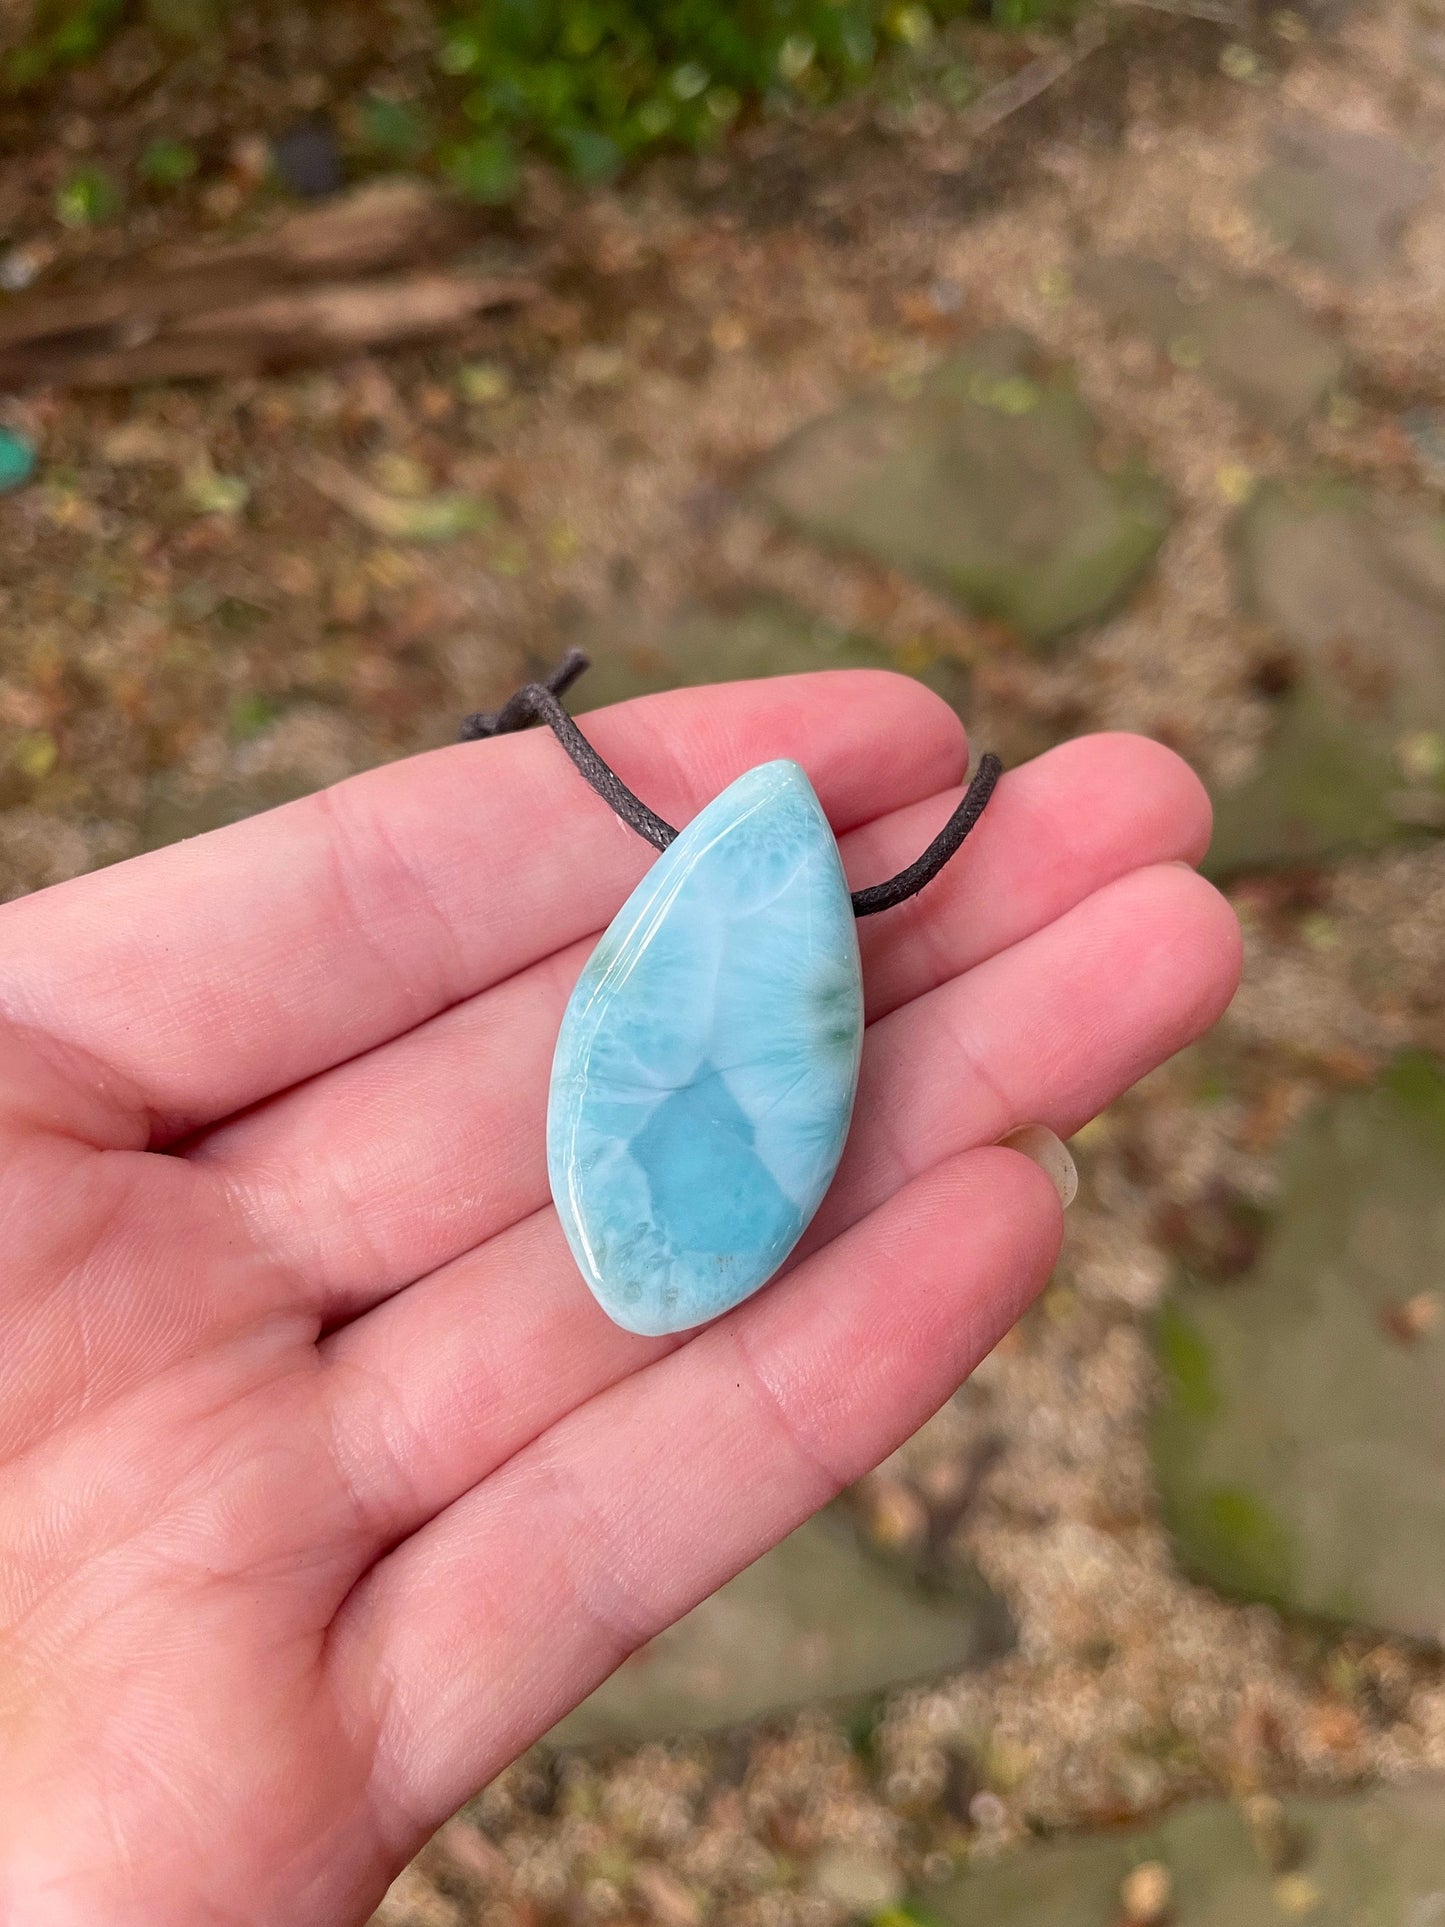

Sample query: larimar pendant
[469,650,1000,1331]
[548,760,863,1336]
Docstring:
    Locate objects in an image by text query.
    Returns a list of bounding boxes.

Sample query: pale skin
[0,673,1241,1925]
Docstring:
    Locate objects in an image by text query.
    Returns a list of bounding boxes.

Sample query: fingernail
[1000,1124,1078,1209]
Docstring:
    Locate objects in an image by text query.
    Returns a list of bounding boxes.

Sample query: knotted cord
[460,649,1002,917]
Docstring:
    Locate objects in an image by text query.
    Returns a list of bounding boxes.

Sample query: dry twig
[0,180,539,388]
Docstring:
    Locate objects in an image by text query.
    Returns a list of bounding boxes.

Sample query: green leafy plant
[357,95,435,163]
[139,136,200,185]
[435,0,957,194]
[6,0,1080,198]
[54,165,122,227]
[4,0,125,88]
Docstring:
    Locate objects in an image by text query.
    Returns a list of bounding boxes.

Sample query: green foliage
[139,136,200,185]
[55,165,122,226]
[6,0,1079,202]
[357,94,436,162]
[435,0,990,194]
[4,0,124,88]
[1384,1050,1445,1141]
[228,692,279,739]
[1196,1484,1296,1608]
[1155,1301,1217,1419]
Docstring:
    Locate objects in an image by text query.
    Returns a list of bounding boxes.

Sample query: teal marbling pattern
[548,760,863,1336]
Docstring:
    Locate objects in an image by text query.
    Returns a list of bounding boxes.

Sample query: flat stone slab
[1078,256,1345,426]
[1252,120,1431,279]
[571,600,970,717]
[1404,405,1445,487]
[549,1506,1010,1748]
[1152,1056,1445,1640]
[756,330,1171,647]
[1209,477,1445,872]
[932,1786,1445,1925]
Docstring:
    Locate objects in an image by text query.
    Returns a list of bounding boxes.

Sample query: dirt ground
[5,2,1445,1922]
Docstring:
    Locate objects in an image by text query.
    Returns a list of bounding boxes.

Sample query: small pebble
[1274,1872,1322,1917]
[0,245,43,292]
[273,122,345,198]
[458,361,512,404]
[1121,1860,1172,1924]
[809,1847,905,1915]
[631,1861,701,1927]
[0,425,37,493]
[967,1790,1007,1829]
[859,1471,930,1552]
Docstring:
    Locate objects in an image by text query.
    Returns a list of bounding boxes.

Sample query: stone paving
[756,327,1172,646]
[934,1785,1445,1924]
[555,1512,1010,1750]
[1154,1053,1445,1639]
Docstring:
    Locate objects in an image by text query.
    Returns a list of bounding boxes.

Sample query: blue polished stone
[548,759,863,1336]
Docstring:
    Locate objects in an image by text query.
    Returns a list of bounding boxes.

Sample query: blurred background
[3,0,1445,1919]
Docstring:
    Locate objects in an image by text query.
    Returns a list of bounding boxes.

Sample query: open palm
[0,673,1239,1925]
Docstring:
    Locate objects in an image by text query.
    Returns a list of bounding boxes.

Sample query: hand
[0,674,1239,1925]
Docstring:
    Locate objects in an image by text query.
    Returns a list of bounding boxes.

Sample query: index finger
[0,673,965,1145]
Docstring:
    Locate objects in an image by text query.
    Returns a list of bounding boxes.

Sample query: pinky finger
[330,1146,1063,1846]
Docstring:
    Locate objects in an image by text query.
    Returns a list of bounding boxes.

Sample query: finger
[330,1146,1063,1837]
[807,861,1241,1251]
[852,731,1211,1015]
[0,674,965,1145]
[317,861,1238,1555]
[199,734,1209,1312]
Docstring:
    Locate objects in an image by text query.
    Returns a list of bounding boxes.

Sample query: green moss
[1155,1301,1218,1419]
[1383,1051,1445,1141]
[228,692,278,740]
[1197,1485,1293,1603]
[139,136,199,185]
[3,0,123,90]
[54,165,121,228]
[1205,677,1404,876]
[1153,1305,1295,1609]
[358,96,436,163]
[7,0,1081,191]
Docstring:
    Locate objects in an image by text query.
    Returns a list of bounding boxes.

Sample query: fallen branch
[961,13,1109,137]
[0,179,539,388]
[1108,0,1245,28]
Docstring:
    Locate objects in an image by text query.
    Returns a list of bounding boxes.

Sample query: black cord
[460,650,1002,916]
[848,751,1001,916]
[460,649,676,852]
